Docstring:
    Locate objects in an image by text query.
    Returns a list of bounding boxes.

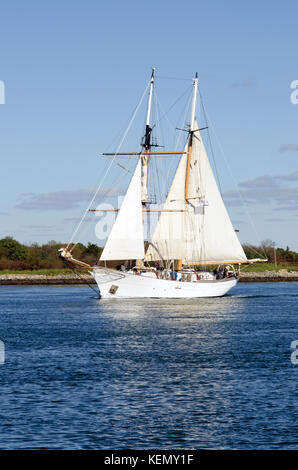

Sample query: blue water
[0,283,297,449]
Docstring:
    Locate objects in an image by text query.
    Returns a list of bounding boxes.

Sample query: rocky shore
[0,273,95,285]
[0,270,298,285]
[239,269,298,282]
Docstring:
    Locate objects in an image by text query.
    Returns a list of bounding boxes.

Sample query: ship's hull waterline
[92,268,238,298]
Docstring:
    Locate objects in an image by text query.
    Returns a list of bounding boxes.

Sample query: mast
[185,72,198,203]
[144,68,155,150]
[141,68,155,204]
[177,72,198,271]
[137,69,155,270]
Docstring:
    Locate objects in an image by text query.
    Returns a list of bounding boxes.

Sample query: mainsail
[145,123,247,264]
[100,160,144,261]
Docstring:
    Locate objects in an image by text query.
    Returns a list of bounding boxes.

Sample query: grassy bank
[242,263,298,272]
[0,268,75,275]
[0,264,298,276]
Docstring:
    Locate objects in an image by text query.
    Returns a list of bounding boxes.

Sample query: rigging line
[153,90,192,205]
[201,101,267,259]
[66,165,130,244]
[153,85,192,134]
[71,265,100,296]
[155,75,192,82]
[151,93,165,202]
[67,81,150,252]
[153,93,176,201]
[243,242,268,259]
[148,87,190,207]
[154,91,177,203]
[152,88,162,151]
[154,90,179,148]
[243,240,271,261]
[174,88,193,147]
[165,94,192,198]
[198,87,223,196]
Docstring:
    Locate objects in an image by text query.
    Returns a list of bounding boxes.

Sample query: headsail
[100,159,144,261]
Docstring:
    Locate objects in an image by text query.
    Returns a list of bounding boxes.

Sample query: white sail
[184,126,247,264]
[145,145,188,261]
[145,123,247,264]
[100,159,144,261]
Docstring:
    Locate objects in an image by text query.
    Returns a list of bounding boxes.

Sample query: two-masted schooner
[59,69,265,298]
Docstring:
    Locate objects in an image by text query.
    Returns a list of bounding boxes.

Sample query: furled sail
[145,123,247,264]
[100,159,144,261]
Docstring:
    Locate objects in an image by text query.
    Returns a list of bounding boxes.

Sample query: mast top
[190,73,198,132]
[144,68,155,150]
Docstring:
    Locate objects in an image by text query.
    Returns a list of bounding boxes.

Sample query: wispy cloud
[15,187,123,211]
[231,219,245,225]
[276,171,298,181]
[225,186,298,207]
[231,78,257,88]
[223,171,298,210]
[273,205,298,212]
[0,212,9,216]
[63,216,95,223]
[23,224,56,231]
[265,218,284,222]
[279,144,298,153]
[238,175,278,189]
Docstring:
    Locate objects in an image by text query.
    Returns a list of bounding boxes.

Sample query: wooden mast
[177,72,198,272]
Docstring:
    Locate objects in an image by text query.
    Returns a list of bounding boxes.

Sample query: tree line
[243,239,297,264]
[0,236,296,271]
[0,237,102,271]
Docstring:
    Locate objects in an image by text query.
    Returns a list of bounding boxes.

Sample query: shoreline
[1,270,298,285]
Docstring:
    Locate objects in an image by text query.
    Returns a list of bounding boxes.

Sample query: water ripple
[0,283,297,449]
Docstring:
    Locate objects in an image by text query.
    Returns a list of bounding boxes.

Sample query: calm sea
[0,283,297,450]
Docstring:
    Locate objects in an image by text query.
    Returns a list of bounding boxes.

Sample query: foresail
[100,160,144,261]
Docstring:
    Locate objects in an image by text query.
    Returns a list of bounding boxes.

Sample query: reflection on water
[98,295,246,319]
[0,283,297,449]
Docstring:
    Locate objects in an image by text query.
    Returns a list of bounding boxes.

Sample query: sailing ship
[59,70,265,298]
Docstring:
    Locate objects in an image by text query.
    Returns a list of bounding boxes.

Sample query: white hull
[92,268,238,299]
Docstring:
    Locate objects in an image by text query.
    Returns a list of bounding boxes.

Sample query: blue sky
[1,0,298,250]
